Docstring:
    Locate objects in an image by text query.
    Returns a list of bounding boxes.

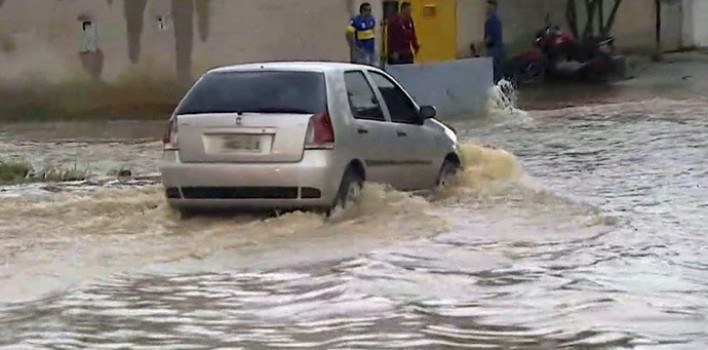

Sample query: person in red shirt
[386,2,420,65]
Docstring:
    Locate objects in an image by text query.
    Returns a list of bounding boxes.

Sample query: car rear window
[175,70,327,115]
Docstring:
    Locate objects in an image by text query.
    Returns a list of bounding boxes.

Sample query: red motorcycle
[509,16,621,85]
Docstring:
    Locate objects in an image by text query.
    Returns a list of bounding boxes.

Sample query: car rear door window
[368,71,420,125]
[175,71,327,115]
[343,71,386,122]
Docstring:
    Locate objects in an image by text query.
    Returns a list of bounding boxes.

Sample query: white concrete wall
[661,0,683,51]
[386,58,493,116]
[687,0,708,47]
[662,0,708,50]
[682,0,694,47]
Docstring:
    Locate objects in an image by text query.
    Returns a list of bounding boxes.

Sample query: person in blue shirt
[346,2,379,67]
[484,0,506,83]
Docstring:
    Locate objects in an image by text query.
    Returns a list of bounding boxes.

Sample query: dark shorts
[487,46,507,83]
[387,52,414,65]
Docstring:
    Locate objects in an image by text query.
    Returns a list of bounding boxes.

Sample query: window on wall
[79,20,99,53]
[343,71,385,121]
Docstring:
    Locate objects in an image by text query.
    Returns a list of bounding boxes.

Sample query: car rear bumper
[159,150,345,210]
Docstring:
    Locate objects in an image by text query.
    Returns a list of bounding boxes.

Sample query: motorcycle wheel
[512,59,546,85]
[584,52,614,83]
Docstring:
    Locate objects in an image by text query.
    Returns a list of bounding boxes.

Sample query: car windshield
[175,70,327,115]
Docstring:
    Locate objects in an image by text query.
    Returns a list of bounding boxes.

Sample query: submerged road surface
[0,82,706,348]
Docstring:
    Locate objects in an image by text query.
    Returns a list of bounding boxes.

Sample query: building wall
[682,0,694,47]
[571,0,657,53]
[497,0,564,55]
[0,0,663,86]
[660,0,682,51]
[691,0,708,47]
[347,0,551,61]
[455,0,484,57]
[682,0,708,48]
[457,0,657,58]
[0,0,351,83]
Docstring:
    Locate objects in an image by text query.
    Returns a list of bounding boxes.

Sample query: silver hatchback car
[160,61,463,216]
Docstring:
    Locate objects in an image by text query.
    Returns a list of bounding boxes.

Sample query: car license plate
[221,135,261,152]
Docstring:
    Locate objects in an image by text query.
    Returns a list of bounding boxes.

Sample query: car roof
[207,61,380,74]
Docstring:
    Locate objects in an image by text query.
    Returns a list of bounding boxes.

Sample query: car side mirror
[419,105,437,120]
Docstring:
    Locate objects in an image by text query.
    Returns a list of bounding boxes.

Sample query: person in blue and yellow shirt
[346,2,378,67]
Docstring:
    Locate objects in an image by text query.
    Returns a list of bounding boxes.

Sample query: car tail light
[305,111,335,150]
[162,115,179,150]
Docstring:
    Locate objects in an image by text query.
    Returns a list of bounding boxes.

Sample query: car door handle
[357,128,369,134]
[396,130,407,137]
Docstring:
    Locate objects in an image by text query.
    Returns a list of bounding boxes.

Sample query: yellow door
[409,0,457,63]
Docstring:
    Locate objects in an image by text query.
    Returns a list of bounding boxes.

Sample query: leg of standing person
[350,49,358,64]
[387,53,401,65]
[352,49,367,65]
[489,47,502,84]
[366,50,379,67]
[389,54,413,65]
[401,52,414,64]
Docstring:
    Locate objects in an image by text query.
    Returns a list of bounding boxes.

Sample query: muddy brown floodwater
[0,75,707,349]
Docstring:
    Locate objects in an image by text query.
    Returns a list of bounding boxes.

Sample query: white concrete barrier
[384,57,493,117]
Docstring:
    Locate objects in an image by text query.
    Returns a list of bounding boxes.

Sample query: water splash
[485,79,533,124]
[0,133,541,303]
[430,141,526,203]
[457,142,524,191]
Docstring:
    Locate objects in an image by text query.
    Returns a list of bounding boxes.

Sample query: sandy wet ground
[0,54,706,349]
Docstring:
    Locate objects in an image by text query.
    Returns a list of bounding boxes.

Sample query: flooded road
[1,89,707,348]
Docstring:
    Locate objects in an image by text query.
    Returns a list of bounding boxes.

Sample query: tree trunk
[598,0,605,36]
[566,0,579,38]
[583,0,600,39]
[601,0,623,36]
[567,0,624,39]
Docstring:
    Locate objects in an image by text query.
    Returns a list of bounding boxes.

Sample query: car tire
[329,167,364,215]
[436,159,461,190]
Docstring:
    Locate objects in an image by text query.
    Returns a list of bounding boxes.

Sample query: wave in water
[485,79,533,125]
[0,133,617,305]
[0,140,536,300]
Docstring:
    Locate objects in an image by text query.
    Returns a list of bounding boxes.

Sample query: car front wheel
[436,159,461,190]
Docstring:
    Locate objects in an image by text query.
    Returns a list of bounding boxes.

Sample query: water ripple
[1,99,708,348]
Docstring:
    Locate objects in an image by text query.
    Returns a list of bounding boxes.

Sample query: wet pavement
[0,58,707,349]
